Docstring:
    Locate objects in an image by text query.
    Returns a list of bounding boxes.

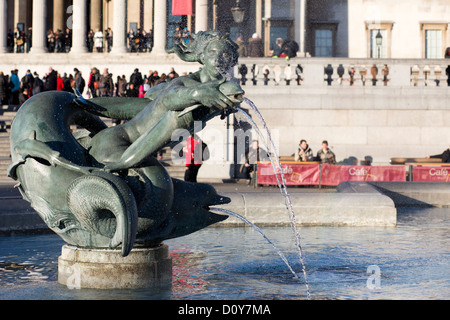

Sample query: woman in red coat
[56,73,64,91]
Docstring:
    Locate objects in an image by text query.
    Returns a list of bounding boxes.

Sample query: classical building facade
[1,0,449,58]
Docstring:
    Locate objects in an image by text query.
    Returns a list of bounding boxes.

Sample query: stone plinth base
[58,244,172,289]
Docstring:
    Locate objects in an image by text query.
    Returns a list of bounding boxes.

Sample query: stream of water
[236,100,310,299]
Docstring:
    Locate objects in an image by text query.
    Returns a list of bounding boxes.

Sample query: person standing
[98,68,113,97]
[64,28,72,52]
[184,134,208,183]
[9,70,21,105]
[73,68,85,94]
[56,73,64,91]
[15,28,25,53]
[316,140,336,164]
[243,140,269,184]
[55,29,64,52]
[44,67,57,91]
[32,72,44,96]
[0,72,7,105]
[88,67,100,97]
[21,70,34,98]
[236,35,247,57]
[87,29,94,52]
[94,29,103,52]
[130,68,143,88]
[382,64,389,86]
[371,64,378,86]
[47,29,55,52]
[248,33,264,57]
[105,28,113,53]
[349,67,356,86]
[26,27,32,53]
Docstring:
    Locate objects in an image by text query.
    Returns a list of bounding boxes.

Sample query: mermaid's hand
[193,78,234,110]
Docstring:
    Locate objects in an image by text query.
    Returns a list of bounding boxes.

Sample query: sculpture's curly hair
[167,30,239,70]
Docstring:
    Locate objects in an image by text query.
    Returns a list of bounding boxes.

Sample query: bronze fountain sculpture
[8,31,244,259]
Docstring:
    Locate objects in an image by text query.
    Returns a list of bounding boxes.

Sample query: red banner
[257,163,406,186]
[320,164,406,186]
[172,0,193,15]
[413,166,450,182]
[257,163,320,185]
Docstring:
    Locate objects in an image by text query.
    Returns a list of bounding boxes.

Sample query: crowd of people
[0,66,183,107]
[7,27,73,53]
[235,33,299,59]
[8,26,302,60]
[5,27,155,54]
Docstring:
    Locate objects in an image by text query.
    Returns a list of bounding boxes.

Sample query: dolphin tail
[67,171,138,257]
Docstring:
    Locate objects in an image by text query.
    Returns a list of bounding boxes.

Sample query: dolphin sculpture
[8,31,243,257]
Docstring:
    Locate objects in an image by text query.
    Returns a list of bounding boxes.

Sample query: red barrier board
[412,166,450,182]
[257,163,320,185]
[320,164,406,186]
[257,163,406,186]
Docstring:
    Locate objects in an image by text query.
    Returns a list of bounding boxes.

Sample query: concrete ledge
[0,196,48,234]
[0,211,48,234]
[369,181,450,207]
[215,189,397,227]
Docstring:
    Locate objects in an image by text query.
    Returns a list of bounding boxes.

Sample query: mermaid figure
[8,31,244,256]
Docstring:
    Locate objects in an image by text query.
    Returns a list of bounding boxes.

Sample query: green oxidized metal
[8,31,244,257]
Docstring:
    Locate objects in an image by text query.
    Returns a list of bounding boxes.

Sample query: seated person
[295,139,314,162]
[316,140,336,164]
[243,140,269,183]
[426,147,450,163]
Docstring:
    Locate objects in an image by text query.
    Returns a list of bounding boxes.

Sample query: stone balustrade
[0,52,448,90]
[235,57,450,88]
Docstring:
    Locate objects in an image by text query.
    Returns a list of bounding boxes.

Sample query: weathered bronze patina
[8,31,243,257]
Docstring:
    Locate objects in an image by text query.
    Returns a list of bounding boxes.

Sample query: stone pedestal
[58,244,172,289]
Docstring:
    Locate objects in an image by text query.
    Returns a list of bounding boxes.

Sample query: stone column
[300,0,306,54]
[152,0,167,55]
[255,0,262,38]
[195,0,208,33]
[29,0,47,53]
[0,0,7,53]
[263,0,271,55]
[295,0,306,55]
[70,0,88,54]
[53,0,65,32]
[90,0,102,33]
[110,0,127,54]
[143,0,153,32]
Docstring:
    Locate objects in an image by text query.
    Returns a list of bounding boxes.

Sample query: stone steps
[0,157,11,179]
[0,105,185,180]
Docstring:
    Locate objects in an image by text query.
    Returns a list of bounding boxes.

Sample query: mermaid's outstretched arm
[74,96,150,120]
[158,77,234,111]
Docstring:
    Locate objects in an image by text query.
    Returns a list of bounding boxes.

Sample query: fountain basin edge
[214,187,397,227]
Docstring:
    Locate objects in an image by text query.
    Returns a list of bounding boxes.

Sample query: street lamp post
[376,29,383,58]
[231,0,245,24]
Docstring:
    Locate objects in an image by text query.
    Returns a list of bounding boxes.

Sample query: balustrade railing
[236,57,450,88]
